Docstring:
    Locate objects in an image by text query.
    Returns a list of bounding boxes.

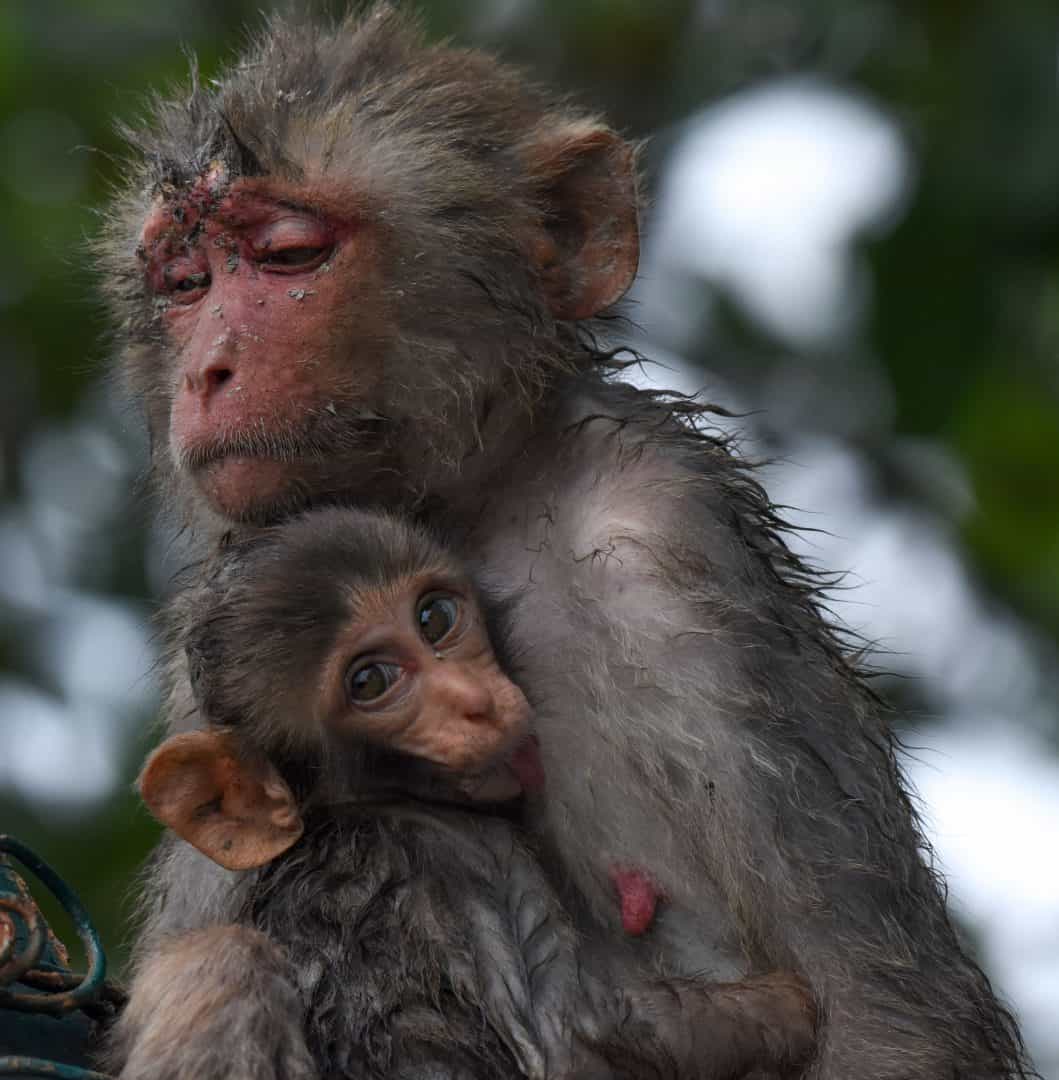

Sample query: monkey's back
[242,805,521,1080]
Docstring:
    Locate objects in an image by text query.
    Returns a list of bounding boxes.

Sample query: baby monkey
[135,507,816,1080]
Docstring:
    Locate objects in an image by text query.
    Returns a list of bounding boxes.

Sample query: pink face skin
[140,174,389,520]
[316,574,537,803]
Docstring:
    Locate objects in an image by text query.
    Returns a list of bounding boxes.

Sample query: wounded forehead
[139,169,259,249]
[130,5,546,197]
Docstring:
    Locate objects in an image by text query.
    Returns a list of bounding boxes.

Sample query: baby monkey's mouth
[330,736,544,813]
[456,735,545,804]
[506,735,545,794]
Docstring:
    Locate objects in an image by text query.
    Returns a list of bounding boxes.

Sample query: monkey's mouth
[179,409,387,473]
[181,440,275,472]
[457,766,525,804]
[177,413,388,520]
[452,738,544,804]
[506,736,545,794]
[193,455,304,523]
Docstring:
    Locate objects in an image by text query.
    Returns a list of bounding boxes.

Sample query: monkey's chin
[196,457,303,523]
[458,766,524,804]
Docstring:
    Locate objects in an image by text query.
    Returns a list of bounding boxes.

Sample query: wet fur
[101,6,1034,1079]
[146,508,818,1080]
[249,803,815,1080]
[243,805,544,1080]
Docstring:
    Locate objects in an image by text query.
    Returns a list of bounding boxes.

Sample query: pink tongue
[609,867,661,936]
[508,736,546,793]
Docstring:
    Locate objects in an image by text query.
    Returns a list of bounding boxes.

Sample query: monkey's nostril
[207,367,234,392]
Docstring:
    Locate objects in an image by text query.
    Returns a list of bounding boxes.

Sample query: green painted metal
[0,1055,111,1079]
[0,838,116,1079]
[0,838,106,1017]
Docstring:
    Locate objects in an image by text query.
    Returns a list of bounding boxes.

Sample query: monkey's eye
[346,661,401,704]
[259,246,331,270]
[174,272,211,292]
[160,261,211,302]
[249,216,335,274]
[416,594,459,646]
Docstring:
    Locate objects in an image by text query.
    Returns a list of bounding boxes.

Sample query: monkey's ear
[521,121,640,321]
[138,730,304,872]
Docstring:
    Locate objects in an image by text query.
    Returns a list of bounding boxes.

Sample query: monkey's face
[319,574,533,798]
[139,174,395,522]
[110,11,641,526]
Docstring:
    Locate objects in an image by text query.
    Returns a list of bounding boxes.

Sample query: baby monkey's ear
[139,730,304,871]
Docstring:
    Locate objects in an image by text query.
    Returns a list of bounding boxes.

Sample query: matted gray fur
[99,5,1034,1079]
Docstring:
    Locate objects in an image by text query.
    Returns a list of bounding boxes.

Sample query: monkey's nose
[432,668,497,725]
[183,329,239,400]
[185,363,234,398]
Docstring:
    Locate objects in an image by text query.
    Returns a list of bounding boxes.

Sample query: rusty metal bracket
[0,1056,111,1078]
[0,838,106,1016]
[0,838,119,1078]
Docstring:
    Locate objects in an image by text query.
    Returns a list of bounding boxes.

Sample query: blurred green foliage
[0,0,1056,999]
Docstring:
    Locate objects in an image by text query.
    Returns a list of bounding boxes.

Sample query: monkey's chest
[467,479,750,984]
[247,816,519,1080]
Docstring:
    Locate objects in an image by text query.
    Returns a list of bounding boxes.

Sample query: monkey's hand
[491,858,818,1080]
[101,925,317,1080]
[584,971,818,1080]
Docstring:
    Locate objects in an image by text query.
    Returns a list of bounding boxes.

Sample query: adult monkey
[102,5,1031,1080]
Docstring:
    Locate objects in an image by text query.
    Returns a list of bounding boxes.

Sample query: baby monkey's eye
[416,593,459,646]
[346,661,401,704]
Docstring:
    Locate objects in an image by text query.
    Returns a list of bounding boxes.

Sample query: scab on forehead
[142,161,233,248]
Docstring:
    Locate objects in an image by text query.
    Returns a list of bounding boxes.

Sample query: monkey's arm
[510,885,816,1080]
[505,390,1029,1079]
[597,973,817,1080]
[434,811,816,1080]
[515,904,818,1080]
[101,925,317,1080]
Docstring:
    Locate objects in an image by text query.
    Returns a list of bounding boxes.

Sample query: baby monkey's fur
[118,508,816,1080]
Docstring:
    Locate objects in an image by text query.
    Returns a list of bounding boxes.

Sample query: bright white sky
[643,79,908,348]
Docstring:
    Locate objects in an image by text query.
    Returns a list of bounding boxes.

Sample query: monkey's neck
[301,739,520,814]
[181,372,582,548]
[425,376,575,521]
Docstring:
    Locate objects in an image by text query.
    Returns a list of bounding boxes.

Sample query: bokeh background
[1,0,1057,1073]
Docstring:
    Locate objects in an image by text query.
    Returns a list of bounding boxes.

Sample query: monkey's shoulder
[474,377,749,590]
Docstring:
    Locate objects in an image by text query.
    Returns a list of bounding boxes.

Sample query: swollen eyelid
[255,218,330,250]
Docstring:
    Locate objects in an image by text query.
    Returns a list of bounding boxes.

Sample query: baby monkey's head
[140,507,536,871]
